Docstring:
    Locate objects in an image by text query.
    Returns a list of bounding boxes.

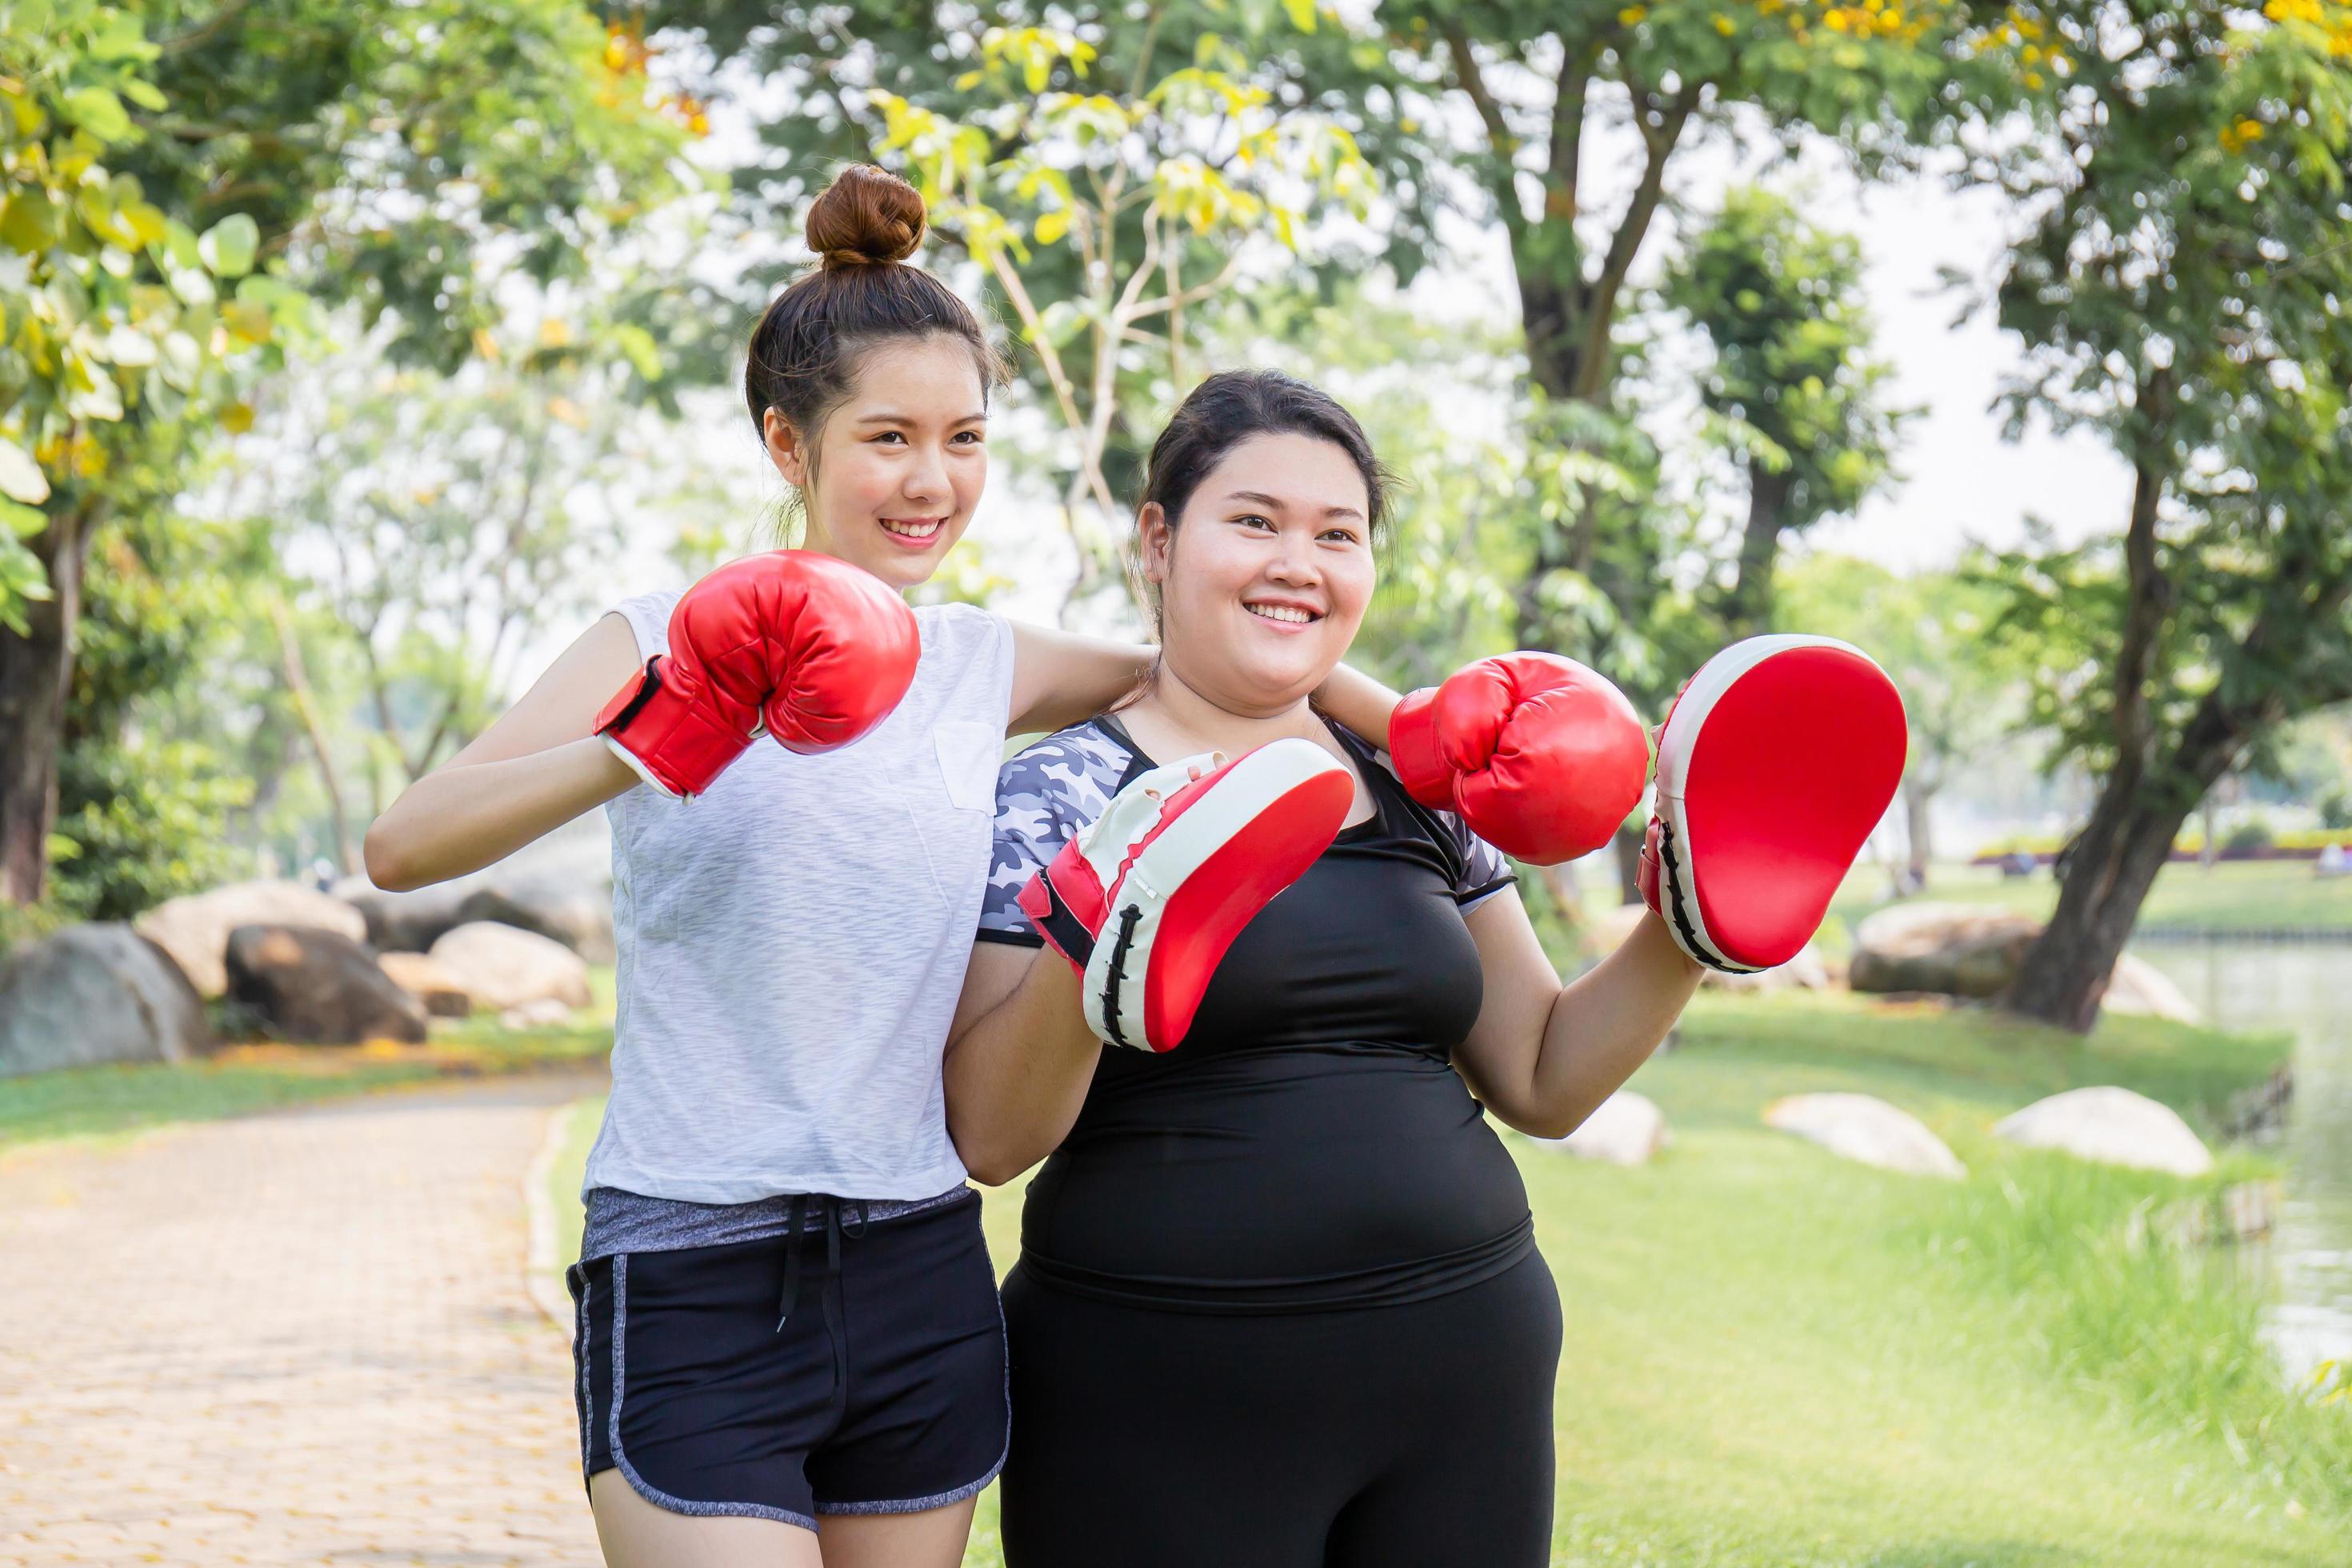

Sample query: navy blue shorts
[566,1186,1006,1529]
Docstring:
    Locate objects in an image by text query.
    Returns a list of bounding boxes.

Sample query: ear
[763,407,809,488]
[1138,502,1173,585]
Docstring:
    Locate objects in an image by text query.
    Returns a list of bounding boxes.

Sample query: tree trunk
[269,599,358,877]
[2007,698,2246,1031]
[1903,776,1934,891]
[1726,458,1791,636]
[0,505,94,906]
[1610,821,1643,905]
[2006,378,2174,1030]
[2004,766,2202,1031]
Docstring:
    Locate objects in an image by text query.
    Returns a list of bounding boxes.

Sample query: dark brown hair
[744,165,1006,510]
[1130,370,1393,638]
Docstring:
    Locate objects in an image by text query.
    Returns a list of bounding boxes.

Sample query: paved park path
[0,1072,609,1567]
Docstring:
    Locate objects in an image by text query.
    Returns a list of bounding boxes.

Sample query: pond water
[2136,941,2352,1386]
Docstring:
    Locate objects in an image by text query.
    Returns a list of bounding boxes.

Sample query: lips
[1243,599,1321,626]
[879,516,946,548]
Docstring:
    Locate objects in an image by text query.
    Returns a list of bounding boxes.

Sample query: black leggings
[998,1250,1563,1568]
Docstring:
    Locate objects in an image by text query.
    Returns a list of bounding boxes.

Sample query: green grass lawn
[0,965,618,1151]
[550,992,2346,1566]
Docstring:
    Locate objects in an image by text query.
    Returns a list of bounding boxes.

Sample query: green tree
[1779,554,2018,890]
[1973,0,2352,1029]
[644,0,1444,523]
[0,0,683,904]
[858,19,1374,615]
[1378,0,1991,673]
[1662,186,1910,636]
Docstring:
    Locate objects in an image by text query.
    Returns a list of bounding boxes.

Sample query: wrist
[1386,686,1454,810]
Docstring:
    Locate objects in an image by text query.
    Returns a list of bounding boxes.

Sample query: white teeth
[881,518,942,538]
[1246,602,1314,624]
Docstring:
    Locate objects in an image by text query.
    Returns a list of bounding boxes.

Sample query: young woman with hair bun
[367,168,1402,1567]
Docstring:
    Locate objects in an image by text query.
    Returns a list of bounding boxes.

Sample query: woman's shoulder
[997,718,1137,825]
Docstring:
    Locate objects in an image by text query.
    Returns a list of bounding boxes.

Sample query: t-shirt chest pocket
[933,721,1002,813]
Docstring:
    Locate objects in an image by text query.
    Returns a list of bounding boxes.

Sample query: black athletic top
[977,715,1532,1313]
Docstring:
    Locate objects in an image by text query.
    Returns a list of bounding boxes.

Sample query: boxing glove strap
[596,658,752,801]
[1385,687,1457,811]
[1017,870,1099,972]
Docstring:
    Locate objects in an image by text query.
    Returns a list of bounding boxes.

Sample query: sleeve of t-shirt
[975,727,1130,946]
[1450,815,1518,914]
[610,590,680,662]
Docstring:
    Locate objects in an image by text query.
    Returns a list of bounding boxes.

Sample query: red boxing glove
[1389,653,1650,865]
[594,550,921,799]
[1641,634,1907,972]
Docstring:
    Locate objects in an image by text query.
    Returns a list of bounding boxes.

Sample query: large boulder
[0,924,214,1076]
[2102,954,2203,1024]
[428,922,591,1014]
[1705,942,1831,994]
[377,951,474,1017]
[455,877,614,965]
[225,926,427,1046]
[331,876,472,954]
[1846,905,2201,1022]
[1848,903,2042,998]
[134,880,366,998]
[1764,1092,1966,1179]
[1993,1086,2215,1177]
[1532,1090,1670,1167]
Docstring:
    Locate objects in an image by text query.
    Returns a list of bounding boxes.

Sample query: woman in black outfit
[946,371,1705,1567]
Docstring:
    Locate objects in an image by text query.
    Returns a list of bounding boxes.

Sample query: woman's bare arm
[943,942,1105,1186]
[1311,662,1405,751]
[1006,622,1154,736]
[362,614,643,891]
[1449,888,1703,1139]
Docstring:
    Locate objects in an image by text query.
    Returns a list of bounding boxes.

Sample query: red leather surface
[1681,645,1906,966]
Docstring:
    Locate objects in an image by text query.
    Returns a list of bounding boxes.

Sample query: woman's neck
[1124,661,1328,763]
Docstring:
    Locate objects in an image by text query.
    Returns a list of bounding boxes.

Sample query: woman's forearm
[1515,913,1702,1137]
[945,951,1104,1185]
[363,738,639,891]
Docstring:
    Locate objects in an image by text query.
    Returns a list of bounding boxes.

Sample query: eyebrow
[855,409,990,425]
[1222,488,1366,522]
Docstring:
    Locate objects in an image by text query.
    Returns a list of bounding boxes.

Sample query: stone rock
[0,924,215,1077]
[332,877,471,954]
[1705,942,1831,994]
[1847,904,2194,1018]
[1848,903,2042,998]
[2101,953,2204,1024]
[134,880,367,998]
[1763,1092,1966,1179]
[1993,1086,2215,1177]
[428,922,591,1014]
[498,997,576,1030]
[456,878,614,965]
[225,926,427,1046]
[1533,1091,1669,1166]
[377,951,473,1018]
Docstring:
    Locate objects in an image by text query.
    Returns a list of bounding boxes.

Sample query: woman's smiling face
[766,334,989,591]
[1142,430,1377,715]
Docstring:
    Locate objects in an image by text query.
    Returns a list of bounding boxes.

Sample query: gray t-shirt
[582,590,1015,1210]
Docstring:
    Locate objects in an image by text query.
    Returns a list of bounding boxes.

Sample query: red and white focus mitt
[1641,634,1906,973]
[1018,738,1353,1053]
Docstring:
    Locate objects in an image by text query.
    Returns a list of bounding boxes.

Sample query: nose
[1266,528,1322,589]
[902,439,948,506]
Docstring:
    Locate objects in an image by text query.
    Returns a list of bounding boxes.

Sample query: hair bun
[806,165,926,268]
